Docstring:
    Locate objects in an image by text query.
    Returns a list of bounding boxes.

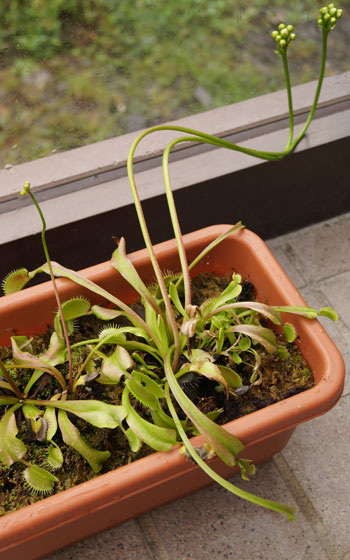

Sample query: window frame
[1,72,349,243]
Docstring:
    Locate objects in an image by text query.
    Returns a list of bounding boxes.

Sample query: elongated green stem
[162,136,198,309]
[24,187,74,392]
[287,29,329,152]
[0,360,24,399]
[128,137,182,370]
[164,381,295,521]
[163,136,243,302]
[281,51,294,150]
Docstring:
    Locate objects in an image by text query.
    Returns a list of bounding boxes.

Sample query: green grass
[0,0,349,166]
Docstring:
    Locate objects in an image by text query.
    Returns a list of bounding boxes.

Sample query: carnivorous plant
[1,5,341,520]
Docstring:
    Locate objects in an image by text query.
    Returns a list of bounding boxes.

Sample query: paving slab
[266,241,307,288]
[45,519,151,560]
[281,395,350,553]
[151,461,328,560]
[299,285,350,395]
[320,271,350,331]
[282,213,350,283]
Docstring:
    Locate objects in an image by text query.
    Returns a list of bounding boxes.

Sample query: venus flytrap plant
[1,5,342,518]
[19,182,74,393]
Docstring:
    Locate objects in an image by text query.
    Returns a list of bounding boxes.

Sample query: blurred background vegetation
[0,0,349,166]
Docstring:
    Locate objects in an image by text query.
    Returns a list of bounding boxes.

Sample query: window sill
[0,72,349,279]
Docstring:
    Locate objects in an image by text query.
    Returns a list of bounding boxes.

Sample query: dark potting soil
[0,273,313,515]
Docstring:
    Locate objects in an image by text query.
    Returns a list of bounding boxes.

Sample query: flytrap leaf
[125,428,142,452]
[11,336,66,390]
[54,297,91,337]
[184,222,244,276]
[0,397,19,405]
[40,333,66,366]
[2,268,32,294]
[111,237,161,314]
[0,404,27,466]
[230,325,277,354]
[22,404,48,442]
[164,353,244,467]
[227,302,282,325]
[216,366,242,389]
[283,322,297,343]
[169,282,187,318]
[0,380,16,394]
[101,345,134,383]
[127,370,164,409]
[189,361,230,396]
[58,410,110,473]
[47,442,64,470]
[23,260,154,337]
[23,464,58,495]
[319,307,338,321]
[151,404,186,431]
[272,305,318,319]
[91,305,125,321]
[44,395,60,440]
[40,399,127,429]
[201,275,242,316]
[122,388,178,452]
[125,378,160,410]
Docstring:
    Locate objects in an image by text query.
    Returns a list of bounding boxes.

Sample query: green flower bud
[323,13,331,21]
[271,30,278,38]
[276,34,281,41]
[320,7,328,15]
[278,23,285,30]
[287,24,294,32]
[279,39,287,48]
[20,181,31,196]
[281,28,289,37]
[318,18,323,25]
[337,9,342,18]
[290,33,296,40]
[330,17,336,24]
[328,3,334,8]
[329,7,337,16]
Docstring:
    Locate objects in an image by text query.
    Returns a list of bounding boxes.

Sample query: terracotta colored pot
[0,225,344,560]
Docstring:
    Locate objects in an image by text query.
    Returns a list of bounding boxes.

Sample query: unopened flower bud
[290,33,296,40]
[336,9,342,18]
[20,181,31,196]
[323,13,331,21]
[320,7,328,15]
[329,7,337,16]
[271,30,278,38]
[278,23,285,30]
[287,24,294,32]
[279,39,287,48]
[281,28,289,37]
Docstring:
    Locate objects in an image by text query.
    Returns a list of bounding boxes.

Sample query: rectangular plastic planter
[0,225,344,560]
